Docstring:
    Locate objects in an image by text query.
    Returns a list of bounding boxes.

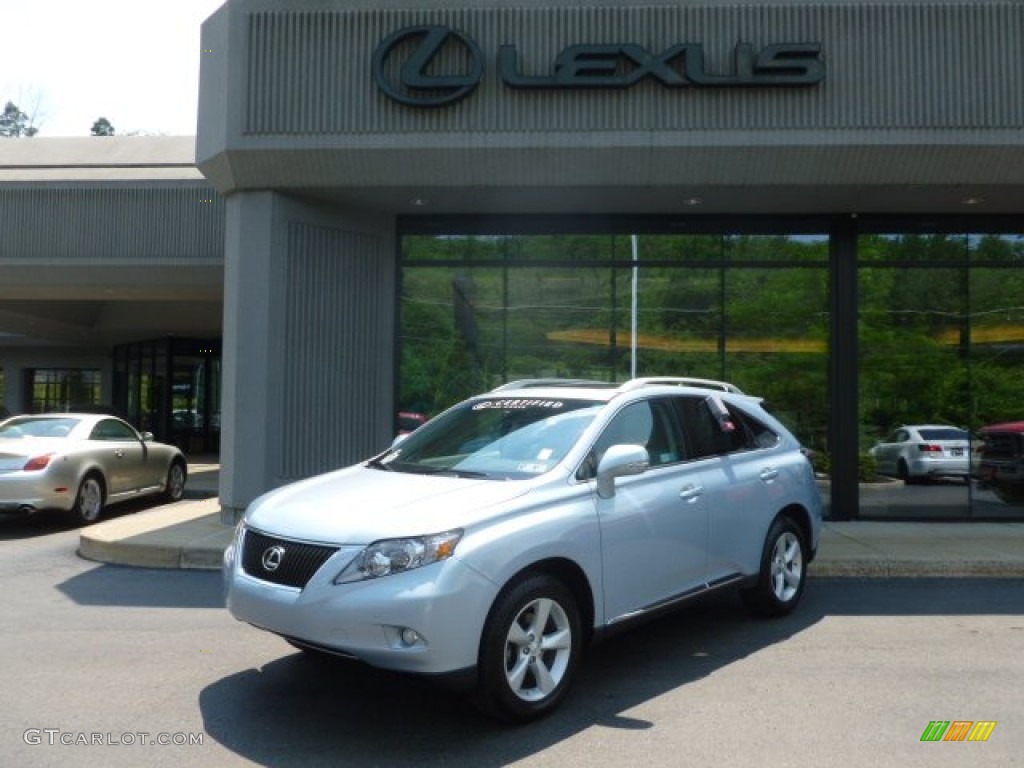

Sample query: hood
[980,421,1024,434]
[245,464,539,544]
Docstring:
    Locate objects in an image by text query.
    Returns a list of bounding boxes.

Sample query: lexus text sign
[373,25,825,107]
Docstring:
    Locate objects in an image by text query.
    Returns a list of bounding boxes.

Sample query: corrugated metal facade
[279,221,392,481]
[242,3,1022,136]
[0,186,224,264]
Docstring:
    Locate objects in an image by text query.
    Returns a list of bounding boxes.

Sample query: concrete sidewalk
[78,488,1024,578]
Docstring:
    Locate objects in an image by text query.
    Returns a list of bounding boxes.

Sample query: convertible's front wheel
[163,460,187,502]
[476,573,581,723]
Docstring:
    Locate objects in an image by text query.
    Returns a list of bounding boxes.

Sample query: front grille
[983,433,1022,460]
[241,528,339,589]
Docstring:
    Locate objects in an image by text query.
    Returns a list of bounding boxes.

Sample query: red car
[977,421,1024,504]
[397,411,428,435]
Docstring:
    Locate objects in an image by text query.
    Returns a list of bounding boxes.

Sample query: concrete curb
[79,510,1024,578]
[77,498,226,570]
[810,560,1024,578]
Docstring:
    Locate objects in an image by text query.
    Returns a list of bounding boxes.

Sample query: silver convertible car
[0,413,187,524]
[224,378,822,722]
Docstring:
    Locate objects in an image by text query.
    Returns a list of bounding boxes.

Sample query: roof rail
[617,377,745,394]
[490,378,615,392]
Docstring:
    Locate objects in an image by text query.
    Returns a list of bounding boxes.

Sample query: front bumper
[225,536,499,676]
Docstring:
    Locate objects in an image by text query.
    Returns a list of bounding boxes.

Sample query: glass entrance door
[170,350,221,455]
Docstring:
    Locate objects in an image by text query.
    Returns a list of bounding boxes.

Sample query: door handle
[114,450,125,459]
[679,484,704,501]
[760,467,779,482]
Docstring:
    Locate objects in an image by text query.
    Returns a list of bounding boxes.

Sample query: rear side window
[90,419,137,441]
[674,397,776,458]
[731,407,781,449]
[919,428,967,441]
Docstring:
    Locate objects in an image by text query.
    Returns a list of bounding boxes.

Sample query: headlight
[334,529,462,584]
[223,521,245,572]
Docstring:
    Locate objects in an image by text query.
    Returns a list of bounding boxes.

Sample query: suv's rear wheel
[475,573,581,723]
[741,516,807,617]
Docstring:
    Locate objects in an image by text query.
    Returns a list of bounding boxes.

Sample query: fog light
[400,628,421,647]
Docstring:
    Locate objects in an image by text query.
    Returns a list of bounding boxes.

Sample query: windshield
[375,397,603,479]
[0,417,80,438]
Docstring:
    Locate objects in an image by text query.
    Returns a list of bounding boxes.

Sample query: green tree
[0,101,39,137]
[91,117,115,136]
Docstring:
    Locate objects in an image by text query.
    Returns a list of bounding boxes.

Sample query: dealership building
[2,0,1023,522]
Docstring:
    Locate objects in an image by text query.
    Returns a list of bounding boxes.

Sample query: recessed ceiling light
[683,197,703,206]
[961,196,984,206]
[410,198,427,207]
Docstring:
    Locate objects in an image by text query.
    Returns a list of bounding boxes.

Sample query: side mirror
[596,444,649,498]
[140,431,155,442]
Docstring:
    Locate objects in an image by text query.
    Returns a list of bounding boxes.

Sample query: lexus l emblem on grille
[261,545,286,572]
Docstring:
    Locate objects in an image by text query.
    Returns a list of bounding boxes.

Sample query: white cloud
[1,0,225,136]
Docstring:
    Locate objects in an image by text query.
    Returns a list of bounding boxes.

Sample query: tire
[163,460,187,502]
[991,483,1024,506]
[741,516,808,618]
[475,573,582,723]
[71,474,105,525]
[897,460,919,485]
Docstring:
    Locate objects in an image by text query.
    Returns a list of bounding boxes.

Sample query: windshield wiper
[433,469,491,479]
[386,464,494,479]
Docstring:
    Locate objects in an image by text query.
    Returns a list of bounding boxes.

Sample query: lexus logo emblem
[261,545,286,572]
[372,25,484,107]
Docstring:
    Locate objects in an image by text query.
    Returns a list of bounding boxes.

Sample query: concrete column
[218,191,396,522]
[219,191,284,521]
[1,361,24,415]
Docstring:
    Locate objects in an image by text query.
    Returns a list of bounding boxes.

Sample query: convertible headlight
[334,529,463,584]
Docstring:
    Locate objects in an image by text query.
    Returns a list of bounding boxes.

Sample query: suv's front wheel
[475,573,582,723]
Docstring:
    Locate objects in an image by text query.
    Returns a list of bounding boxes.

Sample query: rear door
[592,398,709,623]
[673,396,782,583]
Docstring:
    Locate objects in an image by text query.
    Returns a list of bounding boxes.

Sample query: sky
[1,0,225,137]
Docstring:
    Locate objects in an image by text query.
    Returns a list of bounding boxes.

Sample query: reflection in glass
[399,233,829,462]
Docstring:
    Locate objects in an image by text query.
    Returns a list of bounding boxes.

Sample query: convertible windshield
[376,397,603,479]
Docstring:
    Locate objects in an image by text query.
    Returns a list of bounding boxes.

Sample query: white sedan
[0,413,187,524]
[870,424,971,484]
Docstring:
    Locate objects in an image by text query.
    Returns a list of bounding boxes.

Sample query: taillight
[917,444,943,453]
[23,454,54,471]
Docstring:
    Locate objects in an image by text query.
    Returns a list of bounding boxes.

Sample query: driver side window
[577,399,681,480]
[90,419,136,441]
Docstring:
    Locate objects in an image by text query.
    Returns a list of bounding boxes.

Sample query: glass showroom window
[399,232,829,460]
[968,234,1024,516]
[28,369,102,413]
[858,232,1024,519]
